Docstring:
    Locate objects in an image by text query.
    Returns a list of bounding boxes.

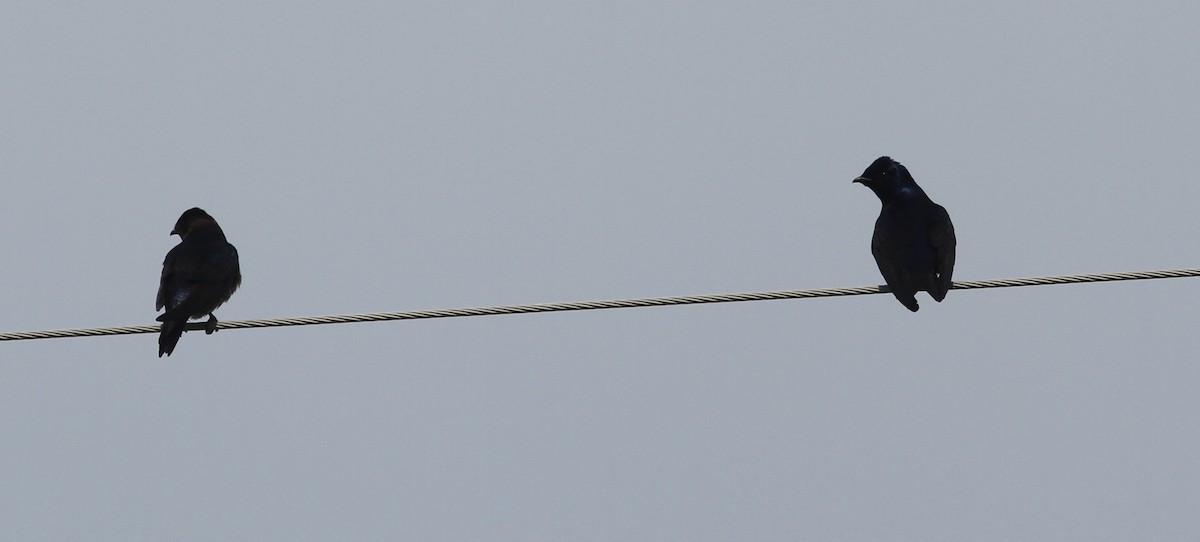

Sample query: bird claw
[204,315,219,335]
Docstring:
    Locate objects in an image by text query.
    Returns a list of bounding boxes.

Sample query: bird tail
[894,292,920,312]
[159,320,186,357]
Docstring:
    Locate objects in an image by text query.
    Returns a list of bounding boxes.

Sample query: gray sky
[3,1,1199,540]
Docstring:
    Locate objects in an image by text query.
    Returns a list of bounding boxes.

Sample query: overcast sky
[2,1,1199,540]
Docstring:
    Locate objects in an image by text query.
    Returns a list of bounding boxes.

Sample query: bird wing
[156,241,241,322]
[870,225,904,289]
[155,245,181,311]
[871,218,920,312]
[928,203,956,301]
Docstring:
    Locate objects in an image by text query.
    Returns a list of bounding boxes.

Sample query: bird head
[170,207,216,239]
[853,156,917,202]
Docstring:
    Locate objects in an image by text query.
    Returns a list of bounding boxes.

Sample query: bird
[853,156,956,312]
[156,208,242,356]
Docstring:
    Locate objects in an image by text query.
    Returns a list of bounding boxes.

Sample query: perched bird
[853,156,956,312]
[156,208,242,356]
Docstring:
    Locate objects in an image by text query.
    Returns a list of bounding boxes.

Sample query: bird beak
[852,176,869,184]
[170,229,180,236]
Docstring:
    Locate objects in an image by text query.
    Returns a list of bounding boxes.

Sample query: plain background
[2,1,1198,540]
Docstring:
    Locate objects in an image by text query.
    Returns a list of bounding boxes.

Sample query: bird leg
[204,314,219,334]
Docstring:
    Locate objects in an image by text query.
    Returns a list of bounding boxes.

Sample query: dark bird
[156,208,241,356]
[853,156,955,312]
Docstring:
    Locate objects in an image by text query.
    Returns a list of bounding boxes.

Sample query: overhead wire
[0,267,1196,342]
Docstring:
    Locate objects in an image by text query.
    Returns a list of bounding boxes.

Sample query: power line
[1,267,1197,342]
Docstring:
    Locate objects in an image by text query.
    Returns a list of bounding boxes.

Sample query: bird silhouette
[853,156,955,312]
[156,208,241,356]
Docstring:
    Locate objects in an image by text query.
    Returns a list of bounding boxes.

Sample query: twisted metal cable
[2,267,1197,342]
